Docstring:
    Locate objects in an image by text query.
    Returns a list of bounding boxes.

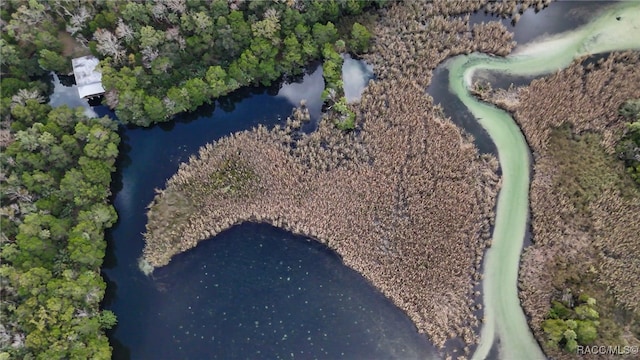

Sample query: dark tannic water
[46,2,612,359]
[88,65,441,359]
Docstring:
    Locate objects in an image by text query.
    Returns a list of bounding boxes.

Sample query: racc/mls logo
[576,345,639,356]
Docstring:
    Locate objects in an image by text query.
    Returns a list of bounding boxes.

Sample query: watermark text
[577,345,639,356]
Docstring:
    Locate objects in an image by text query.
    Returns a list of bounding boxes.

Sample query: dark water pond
[107,223,433,359]
[82,65,437,359]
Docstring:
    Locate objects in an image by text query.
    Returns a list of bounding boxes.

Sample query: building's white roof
[77,83,106,99]
[72,56,105,98]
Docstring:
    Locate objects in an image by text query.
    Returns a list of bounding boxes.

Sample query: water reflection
[342,54,374,103]
[48,73,97,118]
[277,66,324,122]
[468,0,611,46]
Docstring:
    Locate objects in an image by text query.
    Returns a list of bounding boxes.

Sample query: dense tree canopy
[90,0,377,125]
[350,22,372,53]
[542,294,600,353]
[0,1,378,357]
[1,102,120,358]
[1,3,121,355]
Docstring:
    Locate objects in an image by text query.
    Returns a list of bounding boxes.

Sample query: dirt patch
[58,31,89,58]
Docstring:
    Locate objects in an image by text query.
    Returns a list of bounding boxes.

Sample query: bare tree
[165,0,186,14]
[74,33,89,47]
[94,28,125,63]
[115,18,135,43]
[4,184,33,203]
[228,0,245,11]
[11,3,46,27]
[104,89,120,108]
[141,46,159,69]
[66,6,92,35]
[151,2,168,22]
[6,2,48,43]
[165,27,186,50]
[163,97,178,115]
[11,89,45,108]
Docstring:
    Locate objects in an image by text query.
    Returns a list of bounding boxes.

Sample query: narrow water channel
[441,3,640,359]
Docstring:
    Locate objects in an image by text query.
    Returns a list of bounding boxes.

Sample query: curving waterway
[445,3,640,359]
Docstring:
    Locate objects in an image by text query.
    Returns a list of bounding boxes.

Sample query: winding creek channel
[46,1,638,359]
[445,3,640,359]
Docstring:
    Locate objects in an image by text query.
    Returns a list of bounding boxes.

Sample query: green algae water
[446,3,640,360]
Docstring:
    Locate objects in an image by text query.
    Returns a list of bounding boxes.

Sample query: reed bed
[482,52,640,358]
[517,54,639,151]
[590,191,640,314]
[361,1,517,90]
[142,0,525,356]
[483,0,553,21]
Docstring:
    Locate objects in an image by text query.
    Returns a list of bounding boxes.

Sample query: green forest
[87,0,377,126]
[1,0,377,358]
[542,294,600,353]
[0,106,119,359]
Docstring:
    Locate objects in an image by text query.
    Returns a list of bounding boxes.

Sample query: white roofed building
[72,56,105,99]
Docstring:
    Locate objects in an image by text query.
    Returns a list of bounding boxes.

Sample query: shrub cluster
[616,99,640,184]
[542,294,600,353]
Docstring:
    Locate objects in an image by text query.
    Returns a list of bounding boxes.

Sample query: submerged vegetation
[478,53,640,358]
